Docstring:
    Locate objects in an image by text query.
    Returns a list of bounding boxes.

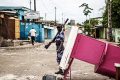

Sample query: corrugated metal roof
[44,25,54,29]
[0,11,17,17]
[0,6,30,11]
[0,11,17,14]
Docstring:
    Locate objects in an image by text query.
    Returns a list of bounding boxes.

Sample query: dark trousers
[31,36,35,45]
[56,44,64,64]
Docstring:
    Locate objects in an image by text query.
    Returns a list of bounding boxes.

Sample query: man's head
[57,24,62,32]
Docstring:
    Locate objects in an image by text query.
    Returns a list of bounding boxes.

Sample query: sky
[0,0,105,24]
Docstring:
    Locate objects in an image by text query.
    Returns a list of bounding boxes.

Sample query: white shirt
[29,29,36,36]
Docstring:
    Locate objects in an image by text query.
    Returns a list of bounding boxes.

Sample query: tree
[79,3,93,20]
[76,23,81,26]
[103,0,120,28]
[102,0,120,41]
[90,19,99,27]
[111,0,120,28]
[83,20,91,35]
[83,19,99,36]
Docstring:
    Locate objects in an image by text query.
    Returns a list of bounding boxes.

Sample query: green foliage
[76,23,81,26]
[83,22,91,35]
[103,0,120,28]
[79,3,93,18]
[83,19,99,27]
[83,19,99,35]
[90,19,99,27]
[112,0,120,28]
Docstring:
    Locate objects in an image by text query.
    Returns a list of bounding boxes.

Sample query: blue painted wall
[47,29,54,39]
[20,22,45,42]
[20,22,25,40]
[47,29,51,39]
[44,25,54,39]
[18,10,45,42]
[51,29,54,39]
[40,26,45,42]
[17,10,24,20]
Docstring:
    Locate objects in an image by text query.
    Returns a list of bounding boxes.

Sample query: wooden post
[64,58,74,80]
[114,63,120,80]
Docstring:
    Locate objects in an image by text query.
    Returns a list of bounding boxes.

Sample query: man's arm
[45,18,68,49]
[44,32,58,49]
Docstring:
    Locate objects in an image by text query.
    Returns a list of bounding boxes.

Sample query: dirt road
[0,28,115,80]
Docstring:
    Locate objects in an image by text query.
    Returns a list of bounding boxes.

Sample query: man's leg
[31,36,34,45]
[32,36,35,45]
[55,52,64,74]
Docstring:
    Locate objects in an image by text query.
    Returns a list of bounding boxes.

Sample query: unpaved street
[0,43,58,80]
[0,43,114,80]
[0,28,115,80]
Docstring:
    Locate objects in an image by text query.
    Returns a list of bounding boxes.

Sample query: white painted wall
[114,28,120,42]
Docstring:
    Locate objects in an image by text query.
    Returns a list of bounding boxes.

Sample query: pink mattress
[71,34,106,65]
[95,44,120,77]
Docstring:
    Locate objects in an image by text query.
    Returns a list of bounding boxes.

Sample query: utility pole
[62,13,63,24]
[34,0,36,11]
[45,13,46,25]
[45,13,46,21]
[108,0,112,41]
[55,7,56,26]
[30,0,32,10]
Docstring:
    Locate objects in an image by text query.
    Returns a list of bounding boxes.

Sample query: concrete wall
[99,28,106,39]
[113,28,120,42]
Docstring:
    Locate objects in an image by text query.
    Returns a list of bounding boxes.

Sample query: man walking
[29,27,36,45]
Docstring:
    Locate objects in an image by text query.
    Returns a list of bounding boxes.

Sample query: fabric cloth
[31,36,35,45]
[55,31,64,64]
[29,29,36,45]
[29,29,36,37]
